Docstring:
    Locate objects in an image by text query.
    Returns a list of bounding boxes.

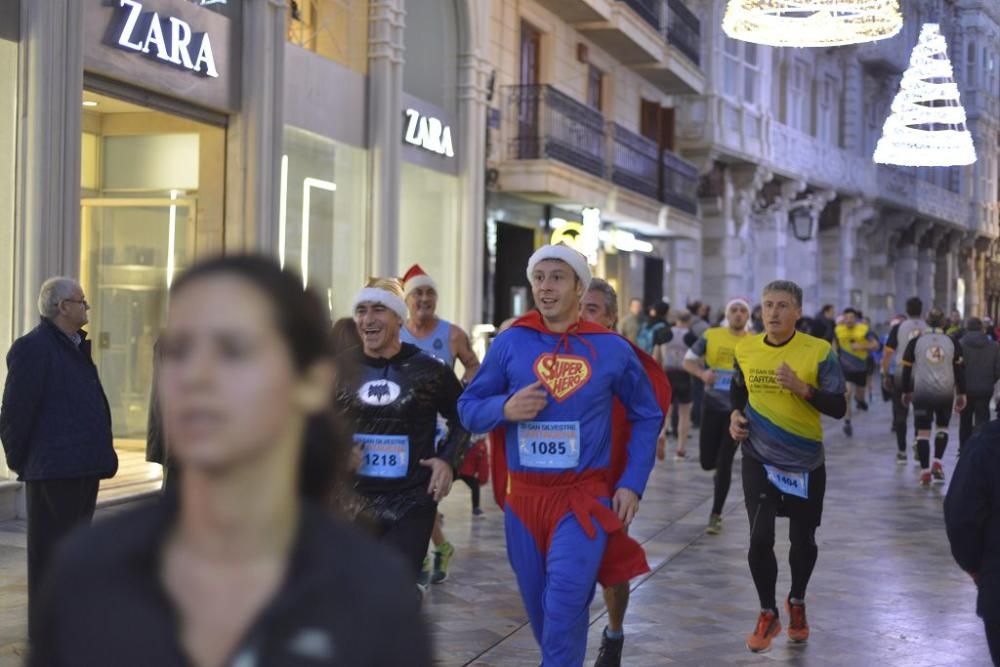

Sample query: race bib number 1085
[517,421,581,469]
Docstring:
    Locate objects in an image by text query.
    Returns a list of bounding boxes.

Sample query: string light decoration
[722,1,902,47]
[873,23,977,167]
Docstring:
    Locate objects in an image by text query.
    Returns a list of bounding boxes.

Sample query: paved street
[0,400,993,666]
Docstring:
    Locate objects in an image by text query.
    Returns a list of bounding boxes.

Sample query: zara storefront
[0,0,286,513]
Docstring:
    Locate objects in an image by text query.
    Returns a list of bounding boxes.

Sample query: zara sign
[113,0,219,78]
[403,108,455,158]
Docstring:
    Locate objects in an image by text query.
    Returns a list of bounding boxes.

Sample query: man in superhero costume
[337,278,468,596]
[459,245,663,667]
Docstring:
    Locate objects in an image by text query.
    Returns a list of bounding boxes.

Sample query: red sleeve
[610,347,671,483]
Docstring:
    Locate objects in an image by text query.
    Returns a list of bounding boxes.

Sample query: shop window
[0,35,15,481]
[287,0,369,75]
[398,163,461,323]
[281,127,369,320]
[79,92,226,496]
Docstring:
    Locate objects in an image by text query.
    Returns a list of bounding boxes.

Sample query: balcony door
[641,100,676,201]
[518,21,542,159]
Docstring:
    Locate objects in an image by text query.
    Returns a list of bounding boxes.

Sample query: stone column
[700,164,770,308]
[916,225,940,309]
[226,0,286,254]
[934,230,962,314]
[368,0,405,277]
[894,221,923,306]
[960,235,978,316]
[455,0,490,329]
[14,0,83,335]
[842,53,864,155]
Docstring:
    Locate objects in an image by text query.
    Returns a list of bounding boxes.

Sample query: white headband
[525,244,592,290]
[352,288,408,321]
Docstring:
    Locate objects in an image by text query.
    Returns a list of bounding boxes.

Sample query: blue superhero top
[458,311,663,497]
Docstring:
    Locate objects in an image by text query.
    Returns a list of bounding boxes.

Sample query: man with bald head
[1,277,117,639]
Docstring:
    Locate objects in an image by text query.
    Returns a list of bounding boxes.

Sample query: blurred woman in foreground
[32,255,431,667]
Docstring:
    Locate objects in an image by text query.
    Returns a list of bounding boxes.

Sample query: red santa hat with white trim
[402,264,437,297]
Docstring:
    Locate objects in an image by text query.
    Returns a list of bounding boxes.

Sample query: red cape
[488,310,671,509]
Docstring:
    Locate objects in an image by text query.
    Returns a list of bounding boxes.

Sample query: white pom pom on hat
[525,244,592,290]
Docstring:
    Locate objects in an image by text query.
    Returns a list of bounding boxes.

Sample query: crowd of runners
[7,243,1000,666]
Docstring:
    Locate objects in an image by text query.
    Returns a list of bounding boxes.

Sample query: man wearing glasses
[0,277,117,641]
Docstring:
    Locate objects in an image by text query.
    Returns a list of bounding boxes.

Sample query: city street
[0,399,992,666]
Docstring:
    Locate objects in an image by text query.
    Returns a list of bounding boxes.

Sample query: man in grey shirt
[901,308,967,486]
[882,297,927,464]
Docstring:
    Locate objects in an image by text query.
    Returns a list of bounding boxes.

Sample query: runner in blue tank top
[400,264,483,585]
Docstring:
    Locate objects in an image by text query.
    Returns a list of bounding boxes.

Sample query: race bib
[713,369,734,392]
[355,434,409,478]
[517,421,581,469]
[763,464,809,499]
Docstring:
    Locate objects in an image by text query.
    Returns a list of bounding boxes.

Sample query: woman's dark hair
[168,254,348,504]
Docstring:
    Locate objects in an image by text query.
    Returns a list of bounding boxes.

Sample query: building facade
[680,0,1000,325]
[482,0,705,324]
[0,0,494,513]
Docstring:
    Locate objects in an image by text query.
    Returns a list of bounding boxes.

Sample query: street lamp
[789,206,815,242]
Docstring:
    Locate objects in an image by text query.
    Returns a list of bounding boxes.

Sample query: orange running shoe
[786,596,810,642]
[746,609,782,653]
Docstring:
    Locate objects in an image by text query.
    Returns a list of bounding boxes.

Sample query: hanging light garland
[722,1,903,47]
[873,23,977,167]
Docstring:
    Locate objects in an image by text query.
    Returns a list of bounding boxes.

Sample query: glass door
[80,197,196,443]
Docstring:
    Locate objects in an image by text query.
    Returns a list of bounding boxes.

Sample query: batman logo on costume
[358,380,401,406]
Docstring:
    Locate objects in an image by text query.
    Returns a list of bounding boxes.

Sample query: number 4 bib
[517,421,581,470]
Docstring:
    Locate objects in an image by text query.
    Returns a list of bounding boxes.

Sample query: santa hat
[402,264,437,296]
[525,244,591,290]
[351,277,408,321]
[725,296,752,313]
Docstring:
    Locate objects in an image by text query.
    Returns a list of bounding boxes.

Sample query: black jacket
[31,496,432,666]
[945,420,1000,621]
[958,331,1000,398]
[337,343,468,521]
[0,318,116,481]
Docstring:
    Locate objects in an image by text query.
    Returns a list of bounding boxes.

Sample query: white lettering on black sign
[403,108,455,157]
[115,0,219,78]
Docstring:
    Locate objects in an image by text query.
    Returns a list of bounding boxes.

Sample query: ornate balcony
[507,84,606,180]
[619,0,660,30]
[665,0,700,66]
[607,123,659,200]
[528,0,607,23]
[660,149,698,215]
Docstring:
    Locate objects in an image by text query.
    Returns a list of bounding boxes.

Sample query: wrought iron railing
[665,0,700,66]
[660,149,699,214]
[607,123,659,200]
[619,0,661,31]
[506,84,606,179]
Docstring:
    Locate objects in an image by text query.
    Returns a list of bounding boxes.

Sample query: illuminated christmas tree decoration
[873,23,977,167]
[722,0,902,47]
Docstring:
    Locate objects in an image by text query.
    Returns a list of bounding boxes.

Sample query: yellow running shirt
[834,323,876,375]
[689,327,745,411]
[734,332,845,471]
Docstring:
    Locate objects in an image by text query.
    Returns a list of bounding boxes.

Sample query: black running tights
[699,405,737,515]
[460,475,480,510]
[747,506,819,610]
[377,502,438,581]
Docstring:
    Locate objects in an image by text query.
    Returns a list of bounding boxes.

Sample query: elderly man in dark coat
[0,277,117,639]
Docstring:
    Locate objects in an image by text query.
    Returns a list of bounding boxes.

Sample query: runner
[580,278,672,667]
[900,307,967,486]
[729,280,846,653]
[400,263,482,585]
[833,307,879,437]
[459,244,663,667]
[881,298,927,464]
[337,277,469,595]
[683,297,751,535]
[657,311,695,460]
